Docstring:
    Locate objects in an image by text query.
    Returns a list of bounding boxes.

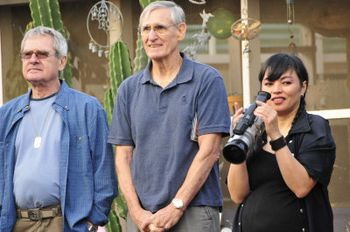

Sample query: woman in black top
[227,53,336,232]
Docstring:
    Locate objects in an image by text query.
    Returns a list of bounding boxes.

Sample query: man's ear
[58,56,67,71]
[177,22,187,41]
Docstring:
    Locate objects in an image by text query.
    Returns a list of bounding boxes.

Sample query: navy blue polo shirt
[108,54,231,212]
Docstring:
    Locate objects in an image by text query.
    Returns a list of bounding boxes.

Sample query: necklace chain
[29,102,53,148]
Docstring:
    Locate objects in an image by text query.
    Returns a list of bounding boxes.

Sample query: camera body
[223,91,271,164]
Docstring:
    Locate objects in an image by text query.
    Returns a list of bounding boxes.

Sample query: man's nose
[147,29,159,40]
[28,53,40,62]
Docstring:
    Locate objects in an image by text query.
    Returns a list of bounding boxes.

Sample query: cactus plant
[133,33,149,73]
[28,0,74,86]
[104,41,131,232]
[133,0,159,73]
[106,209,122,232]
[104,41,132,122]
[139,0,158,9]
[105,194,129,232]
[29,0,65,34]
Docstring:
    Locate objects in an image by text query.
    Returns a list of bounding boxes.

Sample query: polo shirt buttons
[299,208,304,213]
[159,91,168,112]
[302,228,305,232]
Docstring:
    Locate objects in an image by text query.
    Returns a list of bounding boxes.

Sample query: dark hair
[258,53,308,137]
[258,53,308,92]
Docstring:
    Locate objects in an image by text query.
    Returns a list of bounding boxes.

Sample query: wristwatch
[87,221,98,232]
[172,198,184,210]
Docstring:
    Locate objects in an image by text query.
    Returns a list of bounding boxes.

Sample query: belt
[17,205,62,221]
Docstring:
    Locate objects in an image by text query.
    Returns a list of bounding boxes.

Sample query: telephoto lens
[223,91,271,164]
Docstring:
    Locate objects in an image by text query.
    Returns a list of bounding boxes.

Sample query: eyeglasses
[20,50,57,60]
[139,24,178,36]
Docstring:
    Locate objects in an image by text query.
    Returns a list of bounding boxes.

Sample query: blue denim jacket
[0,81,117,231]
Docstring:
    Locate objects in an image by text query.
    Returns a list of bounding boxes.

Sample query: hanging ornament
[207,8,236,40]
[286,0,295,24]
[86,0,123,58]
[231,18,261,41]
[183,10,213,60]
[188,0,206,4]
[231,17,261,53]
[286,0,297,54]
[288,34,297,54]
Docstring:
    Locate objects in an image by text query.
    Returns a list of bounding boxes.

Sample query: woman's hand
[232,102,244,129]
[254,100,282,140]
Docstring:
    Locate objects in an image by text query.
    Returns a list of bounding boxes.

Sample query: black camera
[223,91,271,164]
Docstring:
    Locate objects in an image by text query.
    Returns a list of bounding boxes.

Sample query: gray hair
[139,1,186,27]
[21,26,68,57]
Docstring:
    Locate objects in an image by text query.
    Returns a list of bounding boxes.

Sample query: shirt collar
[140,52,194,86]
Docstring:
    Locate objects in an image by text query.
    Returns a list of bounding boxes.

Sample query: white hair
[21,26,68,57]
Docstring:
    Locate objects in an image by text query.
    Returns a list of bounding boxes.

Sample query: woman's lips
[272,97,285,104]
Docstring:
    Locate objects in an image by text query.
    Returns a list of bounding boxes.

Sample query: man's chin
[25,77,45,85]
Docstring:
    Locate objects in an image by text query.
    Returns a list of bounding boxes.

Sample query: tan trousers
[13,216,63,232]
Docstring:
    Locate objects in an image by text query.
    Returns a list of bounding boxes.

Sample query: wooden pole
[241,0,251,108]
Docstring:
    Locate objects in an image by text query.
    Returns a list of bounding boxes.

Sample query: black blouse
[235,150,307,232]
[232,110,336,232]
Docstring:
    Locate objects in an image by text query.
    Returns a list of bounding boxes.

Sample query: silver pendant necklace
[29,105,53,149]
[33,136,42,149]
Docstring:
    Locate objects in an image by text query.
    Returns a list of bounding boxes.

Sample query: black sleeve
[296,115,336,186]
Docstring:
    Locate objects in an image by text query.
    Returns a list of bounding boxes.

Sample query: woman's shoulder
[307,113,328,123]
[300,112,335,150]
[307,113,331,133]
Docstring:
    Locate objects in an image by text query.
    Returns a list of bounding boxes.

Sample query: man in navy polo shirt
[108,1,231,231]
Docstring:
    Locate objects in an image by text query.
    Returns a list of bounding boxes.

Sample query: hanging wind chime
[86,0,123,58]
[287,0,297,54]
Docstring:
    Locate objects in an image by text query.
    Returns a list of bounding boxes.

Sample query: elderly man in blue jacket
[0,26,117,232]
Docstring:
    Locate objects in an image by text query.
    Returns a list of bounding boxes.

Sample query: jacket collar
[14,92,31,114]
[288,109,311,135]
[54,80,71,111]
[15,80,71,113]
